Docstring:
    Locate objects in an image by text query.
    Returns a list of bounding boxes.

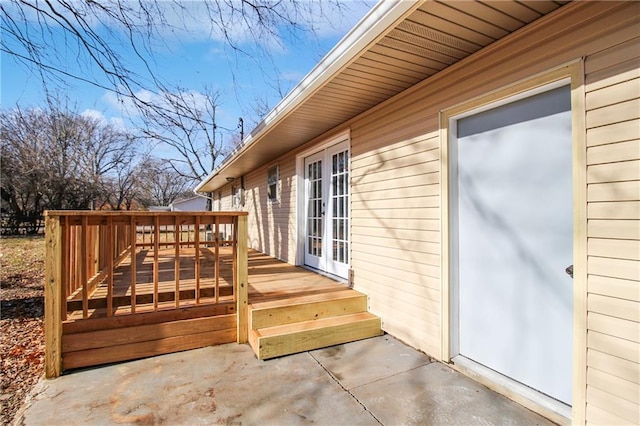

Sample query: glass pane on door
[307,160,323,257]
[331,149,348,264]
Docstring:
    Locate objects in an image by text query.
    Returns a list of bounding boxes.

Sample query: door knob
[565,265,573,279]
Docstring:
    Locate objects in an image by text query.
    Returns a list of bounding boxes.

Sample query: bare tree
[0,114,47,233]
[1,0,368,217]
[137,159,191,208]
[0,100,137,231]
[1,105,89,232]
[99,161,142,211]
[140,87,225,183]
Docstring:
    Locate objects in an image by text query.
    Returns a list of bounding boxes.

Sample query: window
[267,165,279,202]
[217,191,222,211]
[232,185,240,208]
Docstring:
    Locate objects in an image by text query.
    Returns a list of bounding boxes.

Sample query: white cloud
[81,108,128,130]
[108,116,126,129]
[81,109,106,122]
[102,91,139,117]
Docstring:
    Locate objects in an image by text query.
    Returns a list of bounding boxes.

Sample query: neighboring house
[147,205,171,212]
[170,196,208,212]
[196,2,639,424]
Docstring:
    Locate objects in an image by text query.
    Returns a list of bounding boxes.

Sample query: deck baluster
[174,216,180,308]
[215,217,220,304]
[129,216,137,314]
[62,218,69,321]
[107,217,114,317]
[153,216,160,311]
[195,216,201,304]
[81,216,89,319]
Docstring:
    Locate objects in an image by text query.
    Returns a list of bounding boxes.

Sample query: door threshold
[300,265,348,286]
[451,356,571,425]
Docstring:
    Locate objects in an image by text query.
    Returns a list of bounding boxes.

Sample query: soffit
[198,0,568,193]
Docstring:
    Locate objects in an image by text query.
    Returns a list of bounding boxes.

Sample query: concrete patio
[17,335,553,425]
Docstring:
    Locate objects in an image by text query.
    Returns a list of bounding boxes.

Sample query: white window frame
[231,185,241,208]
[267,165,279,202]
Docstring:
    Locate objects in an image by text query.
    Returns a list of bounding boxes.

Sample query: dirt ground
[0,236,45,425]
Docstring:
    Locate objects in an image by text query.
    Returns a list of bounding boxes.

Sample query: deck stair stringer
[248,289,382,360]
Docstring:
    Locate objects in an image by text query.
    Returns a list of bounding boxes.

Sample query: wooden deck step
[248,289,383,360]
[250,312,382,360]
[249,289,368,329]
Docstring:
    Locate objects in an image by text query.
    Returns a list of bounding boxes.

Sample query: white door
[453,85,573,405]
[304,141,350,279]
[304,151,324,271]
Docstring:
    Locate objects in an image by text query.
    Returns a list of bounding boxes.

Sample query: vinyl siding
[350,131,442,352]
[584,29,640,425]
[222,1,639,421]
[216,184,233,212]
[243,153,297,263]
[346,7,639,424]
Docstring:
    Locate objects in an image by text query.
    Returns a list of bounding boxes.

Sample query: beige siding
[227,2,639,421]
[584,28,640,424]
[215,184,233,212]
[243,153,297,263]
[347,5,639,424]
[350,131,442,350]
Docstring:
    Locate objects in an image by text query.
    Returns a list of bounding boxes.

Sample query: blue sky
[1,1,374,141]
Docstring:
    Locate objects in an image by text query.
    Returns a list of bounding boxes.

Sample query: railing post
[44,213,63,378]
[236,214,248,344]
[106,216,113,317]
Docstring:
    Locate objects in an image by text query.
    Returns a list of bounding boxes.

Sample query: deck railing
[44,211,248,378]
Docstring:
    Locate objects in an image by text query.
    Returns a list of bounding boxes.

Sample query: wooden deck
[65,248,348,320]
[59,247,364,368]
[46,211,376,374]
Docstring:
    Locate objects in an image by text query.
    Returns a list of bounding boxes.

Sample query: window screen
[267,165,279,201]
[231,185,239,207]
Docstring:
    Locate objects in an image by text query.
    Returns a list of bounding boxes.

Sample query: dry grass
[0,235,45,425]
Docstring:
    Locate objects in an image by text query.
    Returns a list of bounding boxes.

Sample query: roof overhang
[195,0,568,194]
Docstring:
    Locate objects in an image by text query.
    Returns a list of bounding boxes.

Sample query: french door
[303,141,349,279]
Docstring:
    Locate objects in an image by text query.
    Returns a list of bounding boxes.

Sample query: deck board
[247,251,348,303]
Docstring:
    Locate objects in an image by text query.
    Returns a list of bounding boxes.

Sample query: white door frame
[439,62,587,422]
[303,150,325,271]
[295,130,351,277]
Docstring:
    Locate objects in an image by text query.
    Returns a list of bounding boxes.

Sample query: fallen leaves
[1,235,45,425]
